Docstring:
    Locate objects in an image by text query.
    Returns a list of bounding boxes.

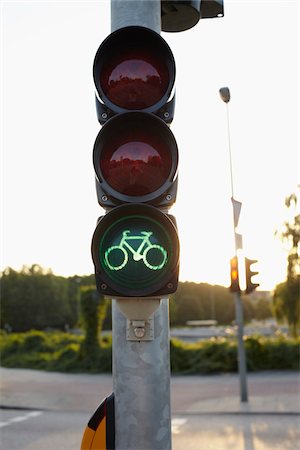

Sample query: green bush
[169,335,299,374]
[0,333,25,358]
[53,343,81,372]
[245,335,299,371]
[170,339,193,373]
[170,337,238,374]
[0,331,81,371]
[0,331,298,374]
[191,339,237,374]
[22,330,51,352]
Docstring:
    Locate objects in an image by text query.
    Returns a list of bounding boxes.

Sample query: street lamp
[219,87,248,403]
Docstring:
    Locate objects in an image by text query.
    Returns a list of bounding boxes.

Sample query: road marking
[172,417,187,434]
[0,411,43,428]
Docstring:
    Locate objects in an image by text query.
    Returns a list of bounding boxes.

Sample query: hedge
[0,330,298,374]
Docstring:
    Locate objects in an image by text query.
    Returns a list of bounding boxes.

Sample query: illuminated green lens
[99,214,174,291]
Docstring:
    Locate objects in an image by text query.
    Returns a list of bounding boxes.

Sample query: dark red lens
[100,131,172,196]
[100,49,169,110]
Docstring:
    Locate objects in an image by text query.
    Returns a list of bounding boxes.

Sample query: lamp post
[219,87,248,402]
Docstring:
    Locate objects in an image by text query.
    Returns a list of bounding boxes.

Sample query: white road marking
[0,410,43,428]
[172,417,187,434]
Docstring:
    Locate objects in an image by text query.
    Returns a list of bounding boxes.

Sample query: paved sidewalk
[1,368,299,415]
[184,394,300,414]
[1,369,299,450]
[170,370,300,416]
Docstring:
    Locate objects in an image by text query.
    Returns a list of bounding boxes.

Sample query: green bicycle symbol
[104,230,167,271]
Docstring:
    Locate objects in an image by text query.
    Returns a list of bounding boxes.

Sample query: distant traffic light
[91,25,180,298]
[230,256,240,293]
[245,258,259,294]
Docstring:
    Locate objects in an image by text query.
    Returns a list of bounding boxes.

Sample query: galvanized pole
[111,1,172,449]
[111,0,161,32]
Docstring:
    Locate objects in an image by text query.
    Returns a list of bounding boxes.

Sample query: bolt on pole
[111,1,172,449]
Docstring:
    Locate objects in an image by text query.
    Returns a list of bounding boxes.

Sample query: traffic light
[245,258,259,294]
[230,256,240,293]
[92,204,179,298]
[93,112,178,208]
[93,26,175,124]
[91,26,180,298]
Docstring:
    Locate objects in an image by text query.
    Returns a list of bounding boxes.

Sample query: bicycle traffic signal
[245,258,259,294]
[92,204,179,298]
[91,26,180,298]
[230,256,240,293]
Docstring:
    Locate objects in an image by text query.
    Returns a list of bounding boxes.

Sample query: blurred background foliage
[0,329,298,374]
[1,265,274,333]
[0,191,298,372]
[273,192,300,337]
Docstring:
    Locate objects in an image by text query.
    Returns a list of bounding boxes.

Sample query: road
[1,368,299,450]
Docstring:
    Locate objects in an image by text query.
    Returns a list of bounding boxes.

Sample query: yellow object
[81,417,106,450]
[80,393,115,450]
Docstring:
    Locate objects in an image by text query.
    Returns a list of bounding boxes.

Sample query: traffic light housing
[92,204,179,297]
[230,256,240,293]
[91,26,180,298]
[245,258,259,294]
[93,26,176,124]
[93,112,178,208]
[161,1,224,32]
[200,0,224,19]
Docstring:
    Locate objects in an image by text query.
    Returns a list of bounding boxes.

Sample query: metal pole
[111,0,161,32]
[234,292,248,402]
[111,1,172,449]
[220,87,248,402]
[225,102,235,199]
[228,116,248,402]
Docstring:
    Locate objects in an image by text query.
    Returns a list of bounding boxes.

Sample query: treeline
[170,282,272,326]
[0,265,273,332]
[0,265,94,332]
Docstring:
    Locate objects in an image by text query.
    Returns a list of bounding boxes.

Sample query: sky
[1,0,299,291]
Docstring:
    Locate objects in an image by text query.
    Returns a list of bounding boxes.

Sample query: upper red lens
[100,131,172,196]
[100,49,169,110]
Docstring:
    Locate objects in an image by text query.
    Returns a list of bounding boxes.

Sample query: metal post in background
[219,87,248,402]
[111,1,172,448]
[234,292,248,402]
